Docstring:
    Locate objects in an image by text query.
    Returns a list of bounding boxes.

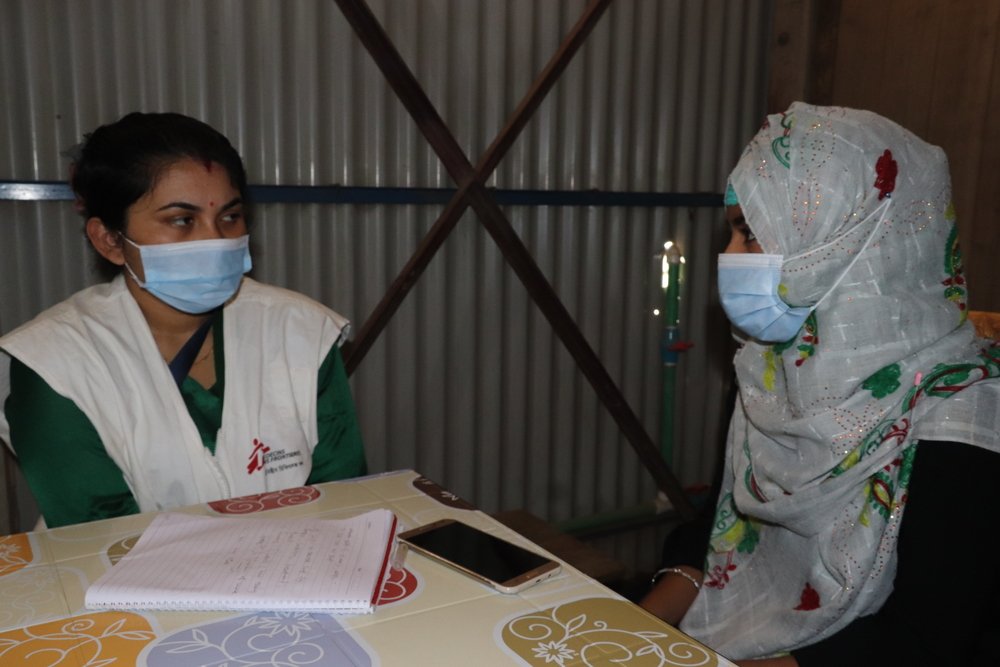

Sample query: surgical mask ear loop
[797,199,891,314]
[119,234,146,286]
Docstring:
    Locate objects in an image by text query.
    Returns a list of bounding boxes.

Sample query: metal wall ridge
[0,180,724,208]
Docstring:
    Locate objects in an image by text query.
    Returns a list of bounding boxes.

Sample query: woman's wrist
[639,564,703,625]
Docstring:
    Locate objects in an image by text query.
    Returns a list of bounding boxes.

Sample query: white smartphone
[397,519,562,594]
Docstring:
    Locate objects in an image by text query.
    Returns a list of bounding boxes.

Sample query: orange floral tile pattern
[0,612,155,666]
[0,534,32,577]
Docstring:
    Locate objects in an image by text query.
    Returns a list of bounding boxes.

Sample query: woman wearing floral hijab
[641,103,1000,665]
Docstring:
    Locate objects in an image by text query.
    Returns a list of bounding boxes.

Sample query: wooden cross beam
[333,0,695,520]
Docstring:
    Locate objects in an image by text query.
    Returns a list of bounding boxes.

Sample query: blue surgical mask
[123,235,252,314]
[718,199,889,343]
[717,253,812,342]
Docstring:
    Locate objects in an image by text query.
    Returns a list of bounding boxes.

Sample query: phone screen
[399,520,558,590]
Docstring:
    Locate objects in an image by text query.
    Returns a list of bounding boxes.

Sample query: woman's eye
[169,215,195,226]
[221,211,243,224]
[734,221,756,243]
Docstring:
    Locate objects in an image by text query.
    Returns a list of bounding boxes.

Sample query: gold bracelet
[651,566,701,590]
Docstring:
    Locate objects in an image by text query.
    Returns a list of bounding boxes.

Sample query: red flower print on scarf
[874,149,898,200]
[705,551,738,589]
[794,582,821,611]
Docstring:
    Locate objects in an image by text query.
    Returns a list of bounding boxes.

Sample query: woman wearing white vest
[0,112,366,528]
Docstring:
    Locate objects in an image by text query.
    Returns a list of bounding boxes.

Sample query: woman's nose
[723,231,746,254]
[193,219,226,240]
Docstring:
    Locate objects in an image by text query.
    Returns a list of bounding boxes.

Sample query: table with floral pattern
[0,470,734,666]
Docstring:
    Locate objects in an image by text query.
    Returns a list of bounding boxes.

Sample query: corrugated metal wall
[0,0,771,570]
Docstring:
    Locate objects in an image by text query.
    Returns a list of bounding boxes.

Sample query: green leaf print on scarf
[861,363,902,398]
[841,346,999,522]
[826,418,916,527]
[861,442,918,524]
[762,311,815,390]
[830,415,908,477]
[795,312,819,366]
[771,112,794,168]
[709,492,761,555]
[902,348,1000,411]
[707,438,763,557]
[942,221,967,321]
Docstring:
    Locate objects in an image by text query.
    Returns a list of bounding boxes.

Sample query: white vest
[0,276,349,513]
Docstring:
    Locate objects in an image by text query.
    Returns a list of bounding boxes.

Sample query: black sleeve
[793,440,1000,667]
[658,491,717,569]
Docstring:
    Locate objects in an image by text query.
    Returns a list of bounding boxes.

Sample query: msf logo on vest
[247,438,305,475]
[247,438,271,474]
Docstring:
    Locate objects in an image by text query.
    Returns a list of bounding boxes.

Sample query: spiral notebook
[85,508,399,614]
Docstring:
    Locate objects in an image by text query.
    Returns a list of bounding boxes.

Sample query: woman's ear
[85,217,125,266]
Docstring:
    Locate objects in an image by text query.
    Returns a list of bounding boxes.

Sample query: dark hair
[71,112,249,275]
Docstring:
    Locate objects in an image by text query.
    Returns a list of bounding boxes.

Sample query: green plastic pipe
[554,244,688,540]
[660,245,683,466]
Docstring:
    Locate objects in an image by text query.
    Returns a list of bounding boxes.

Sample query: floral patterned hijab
[679,102,1000,659]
